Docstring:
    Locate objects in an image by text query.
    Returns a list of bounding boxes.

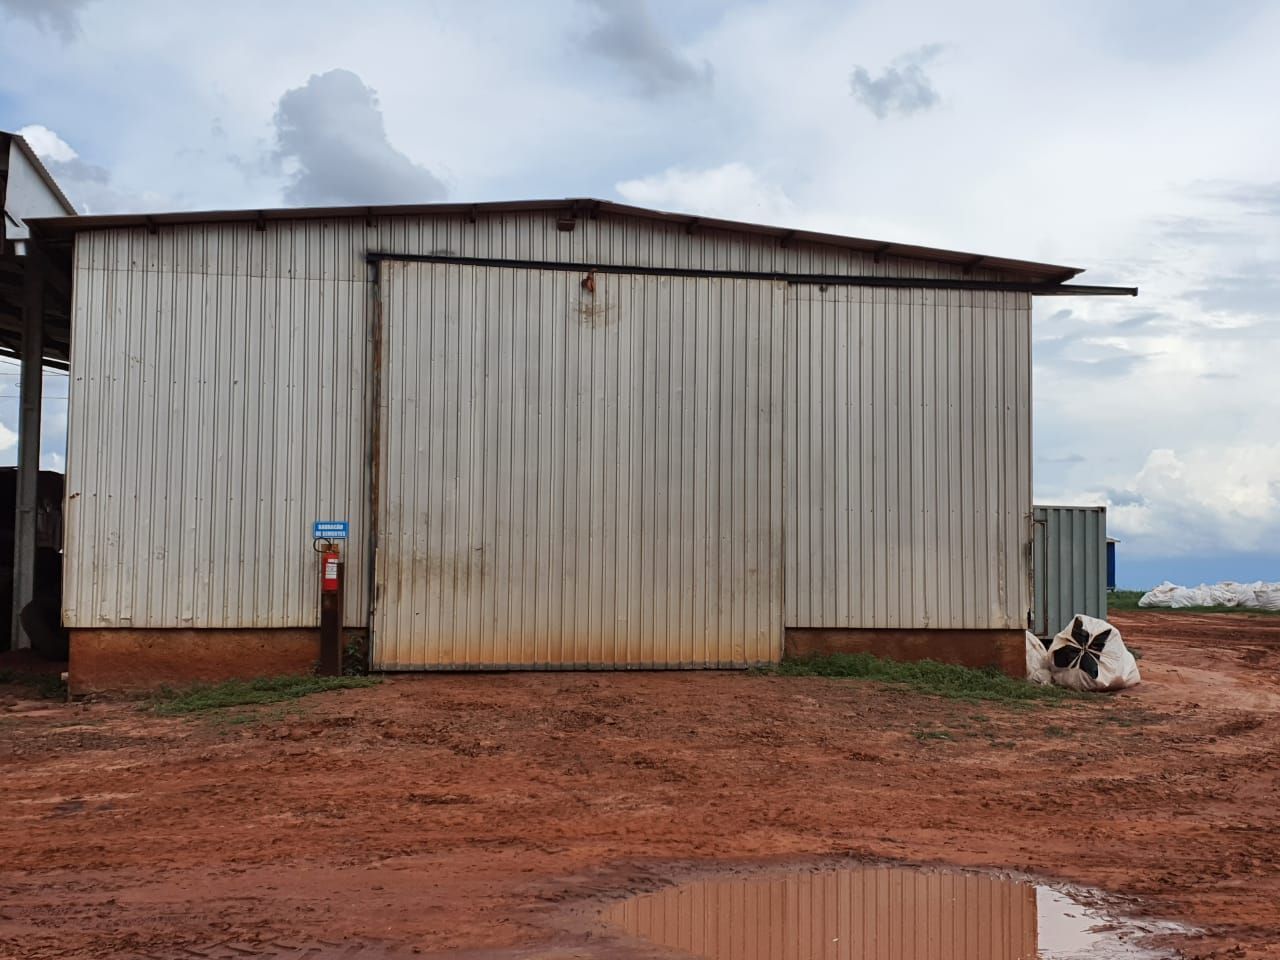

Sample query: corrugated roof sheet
[27,196,1083,281]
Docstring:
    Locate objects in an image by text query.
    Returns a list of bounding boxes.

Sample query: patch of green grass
[1044,724,1067,737]
[773,653,1075,704]
[1109,589,1280,616]
[1108,590,1146,612]
[151,675,379,715]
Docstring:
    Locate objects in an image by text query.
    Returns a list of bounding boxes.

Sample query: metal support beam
[11,255,44,650]
[365,252,1138,297]
[319,555,344,677]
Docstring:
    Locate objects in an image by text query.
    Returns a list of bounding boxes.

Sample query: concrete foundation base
[69,625,1027,694]
[785,627,1026,678]
[69,628,322,696]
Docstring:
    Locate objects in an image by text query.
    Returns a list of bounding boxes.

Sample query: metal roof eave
[26,196,1087,283]
[2,134,77,216]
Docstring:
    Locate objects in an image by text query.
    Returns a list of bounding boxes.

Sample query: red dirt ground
[1,610,1278,959]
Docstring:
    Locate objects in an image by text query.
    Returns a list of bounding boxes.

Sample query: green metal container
[1032,505,1108,638]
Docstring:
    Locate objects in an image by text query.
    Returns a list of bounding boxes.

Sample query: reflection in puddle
[605,866,1162,959]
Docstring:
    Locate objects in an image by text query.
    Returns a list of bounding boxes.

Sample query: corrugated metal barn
[25,199,1134,692]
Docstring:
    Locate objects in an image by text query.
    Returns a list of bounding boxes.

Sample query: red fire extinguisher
[321,545,341,593]
[314,536,344,676]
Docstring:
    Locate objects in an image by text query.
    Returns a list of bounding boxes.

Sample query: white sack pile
[1139,580,1280,611]
[1025,631,1053,686]
[1046,615,1141,692]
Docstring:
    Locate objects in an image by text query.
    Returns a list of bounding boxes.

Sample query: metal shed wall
[63,209,1034,634]
[63,226,372,628]
[1031,505,1108,637]
[373,262,783,668]
[785,287,1032,630]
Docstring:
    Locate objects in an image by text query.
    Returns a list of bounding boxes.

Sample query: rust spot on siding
[420,549,488,591]
[574,291,618,328]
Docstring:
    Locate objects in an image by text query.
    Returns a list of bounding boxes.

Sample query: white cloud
[849,45,945,119]
[580,0,713,97]
[16,123,77,162]
[16,123,151,213]
[272,69,446,206]
[0,0,91,41]
[1063,446,1280,559]
[616,162,797,225]
[0,422,16,454]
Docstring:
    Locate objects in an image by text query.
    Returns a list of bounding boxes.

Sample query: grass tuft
[772,653,1074,703]
[151,675,379,715]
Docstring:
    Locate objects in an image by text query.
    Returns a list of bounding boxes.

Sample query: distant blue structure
[1107,538,1118,592]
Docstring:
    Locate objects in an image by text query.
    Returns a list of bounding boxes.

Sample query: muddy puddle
[603,865,1178,959]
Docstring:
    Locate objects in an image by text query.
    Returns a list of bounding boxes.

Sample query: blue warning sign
[312,521,349,540]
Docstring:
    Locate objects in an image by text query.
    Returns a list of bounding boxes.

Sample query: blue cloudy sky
[1,0,1277,589]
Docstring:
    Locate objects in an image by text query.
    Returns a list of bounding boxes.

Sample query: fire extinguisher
[314,538,344,676]
[320,544,341,593]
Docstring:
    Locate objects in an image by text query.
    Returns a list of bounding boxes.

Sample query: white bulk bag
[1139,581,1203,607]
[1048,615,1141,692]
[1026,631,1053,686]
[1254,584,1280,611]
[1140,579,1280,610]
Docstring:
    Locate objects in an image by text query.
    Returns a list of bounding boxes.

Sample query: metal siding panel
[871,290,888,626]
[1031,505,1108,636]
[65,220,371,629]
[784,287,1031,630]
[832,288,851,628]
[371,264,783,667]
[1049,508,1063,633]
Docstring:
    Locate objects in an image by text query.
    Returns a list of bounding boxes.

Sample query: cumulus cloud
[581,0,712,97]
[616,162,796,224]
[16,123,144,214]
[273,69,446,206]
[849,45,944,119]
[1033,310,1157,380]
[1102,446,1280,557]
[18,124,77,163]
[0,0,91,41]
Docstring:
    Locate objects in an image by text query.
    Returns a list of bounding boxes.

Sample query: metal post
[12,254,45,649]
[319,555,344,676]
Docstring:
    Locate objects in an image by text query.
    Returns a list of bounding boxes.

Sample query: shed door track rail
[365,252,1137,297]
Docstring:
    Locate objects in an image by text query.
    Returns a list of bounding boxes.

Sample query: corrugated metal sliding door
[783,286,1032,631]
[372,261,784,669]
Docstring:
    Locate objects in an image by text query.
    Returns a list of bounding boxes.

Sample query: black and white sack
[1047,615,1141,692]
